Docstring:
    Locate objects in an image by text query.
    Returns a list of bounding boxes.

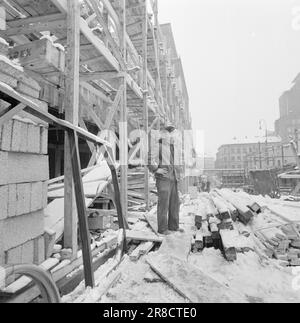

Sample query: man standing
[149,122,183,235]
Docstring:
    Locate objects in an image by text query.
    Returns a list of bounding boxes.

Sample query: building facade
[275,74,300,143]
[215,137,296,171]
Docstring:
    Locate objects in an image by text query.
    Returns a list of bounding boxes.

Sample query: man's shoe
[159,230,172,236]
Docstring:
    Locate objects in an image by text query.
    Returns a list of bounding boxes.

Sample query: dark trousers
[156,177,180,234]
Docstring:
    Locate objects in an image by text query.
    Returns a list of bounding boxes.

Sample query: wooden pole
[143,0,150,210]
[68,130,95,288]
[64,0,80,257]
[120,0,128,218]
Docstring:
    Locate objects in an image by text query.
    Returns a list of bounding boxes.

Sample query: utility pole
[258,141,262,169]
[295,129,299,151]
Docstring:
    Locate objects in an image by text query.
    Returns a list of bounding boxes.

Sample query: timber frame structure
[0,0,192,290]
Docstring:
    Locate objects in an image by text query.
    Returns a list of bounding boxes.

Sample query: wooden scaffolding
[0,0,192,289]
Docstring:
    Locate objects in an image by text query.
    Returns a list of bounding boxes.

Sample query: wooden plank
[63,0,80,258]
[126,230,163,243]
[119,0,128,220]
[144,209,158,235]
[220,230,238,262]
[68,130,94,288]
[130,242,154,262]
[142,0,149,210]
[1,19,66,36]
[104,85,123,129]
[51,0,119,71]
[146,253,243,303]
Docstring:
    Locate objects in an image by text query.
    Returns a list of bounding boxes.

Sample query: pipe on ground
[3,265,61,303]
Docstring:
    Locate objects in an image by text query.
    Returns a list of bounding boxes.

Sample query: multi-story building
[275,74,300,143]
[160,23,191,130]
[215,136,295,171]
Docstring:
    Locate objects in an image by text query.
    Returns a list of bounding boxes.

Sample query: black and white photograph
[0,0,300,307]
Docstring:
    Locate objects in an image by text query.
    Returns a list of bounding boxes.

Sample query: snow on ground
[64,194,300,303]
[101,259,187,304]
[190,249,300,303]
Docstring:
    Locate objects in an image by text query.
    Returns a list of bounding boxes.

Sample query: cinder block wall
[0,109,49,266]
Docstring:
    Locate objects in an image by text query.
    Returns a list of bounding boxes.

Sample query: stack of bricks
[0,26,49,266]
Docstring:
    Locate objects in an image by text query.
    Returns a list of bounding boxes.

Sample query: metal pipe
[4,264,60,303]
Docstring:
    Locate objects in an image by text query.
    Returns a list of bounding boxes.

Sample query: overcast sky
[157,0,300,156]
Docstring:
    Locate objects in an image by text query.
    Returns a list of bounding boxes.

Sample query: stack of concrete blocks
[0,30,49,266]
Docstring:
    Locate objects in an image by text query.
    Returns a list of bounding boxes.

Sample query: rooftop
[218,136,282,149]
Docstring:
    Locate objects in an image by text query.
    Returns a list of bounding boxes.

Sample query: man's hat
[165,122,176,132]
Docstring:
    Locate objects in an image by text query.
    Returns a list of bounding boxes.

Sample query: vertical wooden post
[64,0,80,257]
[153,0,163,112]
[120,0,128,218]
[143,0,149,210]
[68,130,94,288]
[55,148,62,177]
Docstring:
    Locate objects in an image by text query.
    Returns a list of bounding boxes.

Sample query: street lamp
[259,119,268,168]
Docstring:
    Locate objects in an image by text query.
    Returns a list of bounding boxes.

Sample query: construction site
[0,0,300,306]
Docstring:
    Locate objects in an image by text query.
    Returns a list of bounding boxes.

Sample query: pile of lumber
[191,190,259,262]
[255,224,300,267]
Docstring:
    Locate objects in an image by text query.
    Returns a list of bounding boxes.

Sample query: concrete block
[8,184,17,218]
[0,210,45,251]
[5,240,35,265]
[19,121,28,153]
[3,118,46,154]
[40,126,48,155]
[27,124,40,154]
[30,182,43,212]
[5,245,22,265]
[0,185,8,220]
[11,118,23,152]
[0,152,49,185]
[16,183,31,216]
[0,120,13,151]
[42,181,48,208]
[7,182,46,218]
[21,240,35,264]
[34,236,45,265]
